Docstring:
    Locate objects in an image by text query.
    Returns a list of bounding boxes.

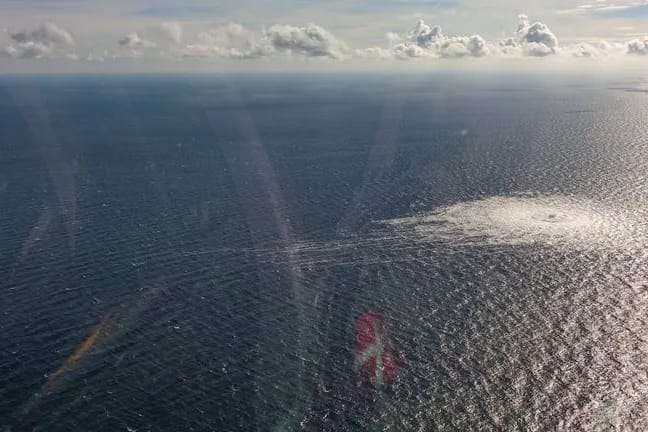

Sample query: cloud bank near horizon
[2,15,647,65]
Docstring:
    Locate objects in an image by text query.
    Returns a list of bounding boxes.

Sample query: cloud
[385,32,402,45]
[4,15,647,65]
[11,22,74,46]
[183,22,348,59]
[156,22,183,44]
[265,24,349,59]
[354,46,394,59]
[85,52,106,63]
[523,41,554,57]
[3,22,75,59]
[510,16,628,59]
[404,14,559,59]
[516,15,559,56]
[627,39,648,55]
[362,14,641,61]
[118,32,156,49]
[439,34,489,58]
[392,42,433,58]
[112,22,182,59]
[408,19,444,49]
[565,40,623,58]
[4,42,51,59]
[378,19,490,59]
[183,23,270,59]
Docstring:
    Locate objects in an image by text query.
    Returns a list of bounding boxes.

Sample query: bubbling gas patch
[380,194,636,247]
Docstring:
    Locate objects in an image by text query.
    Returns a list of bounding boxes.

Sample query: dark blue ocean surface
[1,74,648,431]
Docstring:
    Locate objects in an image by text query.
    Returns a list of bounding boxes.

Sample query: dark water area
[1,74,648,431]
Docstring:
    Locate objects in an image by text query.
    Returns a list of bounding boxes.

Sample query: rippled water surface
[1,74,648,431]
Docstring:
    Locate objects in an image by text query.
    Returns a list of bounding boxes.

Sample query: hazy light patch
[341,0,457,14]
[135,5,221,17]
[556,8,588,15]
[557,1,648,18]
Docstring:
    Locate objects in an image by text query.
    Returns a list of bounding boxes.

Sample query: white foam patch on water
[380,194,638,247]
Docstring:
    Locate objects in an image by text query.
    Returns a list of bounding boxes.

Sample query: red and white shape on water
[353,308,400,388]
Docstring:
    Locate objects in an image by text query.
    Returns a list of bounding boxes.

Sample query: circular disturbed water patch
[380,194,638,248]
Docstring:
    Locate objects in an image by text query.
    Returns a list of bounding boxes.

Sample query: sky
[1,0,647,72]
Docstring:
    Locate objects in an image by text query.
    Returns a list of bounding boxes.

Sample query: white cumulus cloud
[183,22,348,59]
[408,20,490,58]
[358,14,640,62]
[408,20,444,49]
[440,34,489,58]
[3,22,75,59]
[374,19,490,59]
[627,39,648,55]
[4,42,51,59]
[265,23,349,59]
[515,15,559,56]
